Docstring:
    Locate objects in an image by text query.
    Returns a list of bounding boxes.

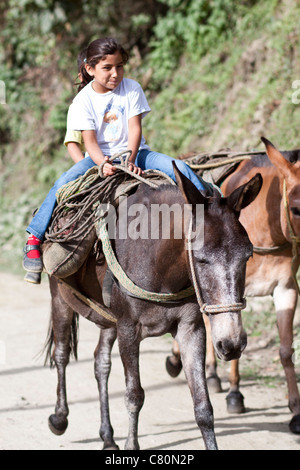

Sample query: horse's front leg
[176,319,218,450]
[274,284,300,433]
[204,314,222,393]
[94,327,119,449]
[118,327,144,450]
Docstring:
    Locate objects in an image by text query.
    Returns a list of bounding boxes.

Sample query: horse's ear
[227,173,263,212]
[172,161,207,206]
[261,136,293,177]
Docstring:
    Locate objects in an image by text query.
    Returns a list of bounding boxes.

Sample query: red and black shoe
[23,235,43,284]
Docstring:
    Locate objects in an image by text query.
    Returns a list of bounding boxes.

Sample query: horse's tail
[43,312,80,368]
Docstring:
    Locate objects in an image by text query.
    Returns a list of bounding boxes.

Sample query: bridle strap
[187,220,246,315]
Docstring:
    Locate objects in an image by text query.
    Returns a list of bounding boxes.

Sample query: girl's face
[86,52,125,94]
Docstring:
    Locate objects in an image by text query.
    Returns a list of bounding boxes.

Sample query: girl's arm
[66,142,85,163]
[82,130,116,176]
[127,114,143,175]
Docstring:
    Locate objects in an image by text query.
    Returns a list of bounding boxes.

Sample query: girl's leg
[135,149,208,192]
[23,157,96,280]
[26,157,96,241]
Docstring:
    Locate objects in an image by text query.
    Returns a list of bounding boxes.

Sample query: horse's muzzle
[215,332,247,361]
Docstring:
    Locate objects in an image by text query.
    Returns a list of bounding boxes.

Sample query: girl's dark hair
[78,37,129,92]
[77,47,88,73]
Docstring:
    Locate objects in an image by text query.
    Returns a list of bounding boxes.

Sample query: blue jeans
[26,150,207,240]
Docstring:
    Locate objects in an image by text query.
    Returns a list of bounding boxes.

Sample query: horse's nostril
[291,207,300,217]
[216,341,224,354]
[215,338,246,362]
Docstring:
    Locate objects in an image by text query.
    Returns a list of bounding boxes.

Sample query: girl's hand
[127,161,143,176]
[102,156,117,177]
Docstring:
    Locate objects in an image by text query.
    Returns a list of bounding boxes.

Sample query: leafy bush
[148,0,245,86]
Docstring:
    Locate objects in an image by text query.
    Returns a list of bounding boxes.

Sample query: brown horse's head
[173,163,262,361]
[261,137,300,248]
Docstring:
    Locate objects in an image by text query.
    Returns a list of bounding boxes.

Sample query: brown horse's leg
[94,327,118,449]
[48,280,75,435]
[204,315,222,393]
[176,319,218,450]
[274,285,300,433]
[118,326,144,450]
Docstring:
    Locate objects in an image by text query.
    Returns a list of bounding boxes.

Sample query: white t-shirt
[67,78,151,156]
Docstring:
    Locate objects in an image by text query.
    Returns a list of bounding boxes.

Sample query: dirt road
[0,272,299,450]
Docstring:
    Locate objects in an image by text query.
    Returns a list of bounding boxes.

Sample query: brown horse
[44,164,262,450]
[167,138,300,434]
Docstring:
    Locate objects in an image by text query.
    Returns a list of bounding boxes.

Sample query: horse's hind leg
[167,317,223,394]
[94,327,119,450]
[166,339,183,378]
[47,279,77,435]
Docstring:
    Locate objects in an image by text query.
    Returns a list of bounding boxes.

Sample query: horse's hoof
[289,414,300,434]
[207,375,223,393]
[48,414,69,436]
[103,444,120,450]
[226,391,245,414]
[166,356,182,378]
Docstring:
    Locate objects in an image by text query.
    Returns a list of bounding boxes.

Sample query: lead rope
[187,220,246,315]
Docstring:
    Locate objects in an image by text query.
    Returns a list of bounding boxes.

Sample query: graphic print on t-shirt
[103,103,125,142]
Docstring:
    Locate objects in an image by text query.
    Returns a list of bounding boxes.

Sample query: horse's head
[261,137,300,248]
[173,162,262,361]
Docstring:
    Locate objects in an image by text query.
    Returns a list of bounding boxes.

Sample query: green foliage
[145,0,300,154]
[148,0,243,86]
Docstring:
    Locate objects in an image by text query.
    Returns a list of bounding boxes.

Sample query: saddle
[180,149,262,186]
[42,166,174,279]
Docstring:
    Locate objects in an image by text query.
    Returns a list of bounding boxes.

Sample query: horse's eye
[194,256,210,265]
